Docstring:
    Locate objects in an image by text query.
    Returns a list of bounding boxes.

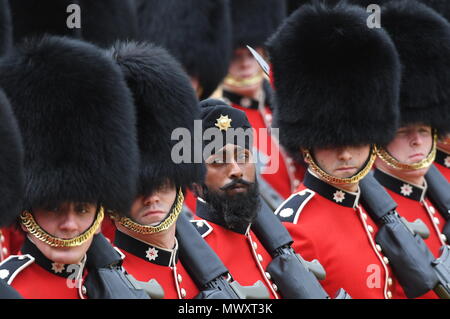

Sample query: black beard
[203,180,260,232]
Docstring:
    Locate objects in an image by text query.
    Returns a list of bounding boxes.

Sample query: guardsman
[0,35,141,299]
[372,0,450,259]
[0,89,24,298]
[222,0,304,210]
[134,0,233,213]
[191,99,280,299]
[267,2,407,298]
[107,41,206,299]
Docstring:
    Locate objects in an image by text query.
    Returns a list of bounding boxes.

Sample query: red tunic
[114,230,199,299]
[0,227,25,261]
[277,170,423,299]
[435,149,450,182]
[0,238,88,299]
[193,199,279,299]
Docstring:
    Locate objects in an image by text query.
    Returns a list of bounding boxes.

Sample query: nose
[410,131,423,148]
[59,211,79,234]
[337,148,353,162]
[143,192,160,207]
[228,159,244,180]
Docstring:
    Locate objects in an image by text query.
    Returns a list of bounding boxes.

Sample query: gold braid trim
[376,133,437,170]
[304,146,377,185]
[20,207,104,248]
[112,188,184,235]
[223,72,264,88]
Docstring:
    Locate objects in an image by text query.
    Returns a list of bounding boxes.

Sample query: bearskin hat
[380,0,450,135]
[230,0,287,49]
[135,0,232,100]
[0,0,12,56]
[0,36,139,215]
[109,41,205,202]
[9,0,82,43]
[266,2,401,154]
[0,89,24,227]
[78,0,138,48]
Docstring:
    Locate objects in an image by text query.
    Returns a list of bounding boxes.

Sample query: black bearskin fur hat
[135,0,232,100]
[110,41,205,204]
[0,36,139,215]
[230,0,287,49]
[381,0,450,135]
[0,89,24,227]
[0,0,12,56]
[267,2,401,154]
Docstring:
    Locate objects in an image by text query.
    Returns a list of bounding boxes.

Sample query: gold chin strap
[111,188,184,235]
[20,206,104,248]
[304,146,377,185]
[376,133,437,170]
[223,72,264,88]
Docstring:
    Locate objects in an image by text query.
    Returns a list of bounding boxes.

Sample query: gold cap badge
[215,114,232,131]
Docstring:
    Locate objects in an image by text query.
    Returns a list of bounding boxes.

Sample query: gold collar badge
[215,114,232,131]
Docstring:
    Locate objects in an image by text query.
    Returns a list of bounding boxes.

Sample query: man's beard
[203,179,260,232]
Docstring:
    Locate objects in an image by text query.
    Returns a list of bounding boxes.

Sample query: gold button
[383,257,389,265]
[441,234,448,242]
[177,274,182,283]
[388,278,393,286]
[376,244,382,252]
[257,254,263,262]
[81,285,87,295]
[252,241,258,250]
[367,225,374,233]
[433,217,440,225]
[387,291,392,299]
[265,114,272,122]
[429,206,435,214]
[293,180,300,187]
[272,284,278,291]
[0,235,4,243]
[362,213,368,221]
[2,248,8,255]
[265,272,271,280]
[180,288,186,298]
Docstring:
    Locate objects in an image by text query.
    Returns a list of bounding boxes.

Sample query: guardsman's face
[224,46,265,95]
[129,182,177,226]
[438,133,450,152]
[27,202,98,265]
[312,145,371,179]
[376,124,433,181]
[205,144,256,196]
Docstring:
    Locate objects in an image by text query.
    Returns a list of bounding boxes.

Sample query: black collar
[114,230,179,267]
[22,237,86,278]
[374,169,427,202]
[303,170,360,208]
[195,199,250,235]
[436,148,450,169]
[222,80,272,110]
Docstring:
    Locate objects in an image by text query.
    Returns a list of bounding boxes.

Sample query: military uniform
[114,231,199,299]
[266,2,410,298]
[0,238,89,299]
[193,199,279,299]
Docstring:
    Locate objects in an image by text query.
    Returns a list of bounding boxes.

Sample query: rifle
[176,212,271,299]
[360,172,450,299]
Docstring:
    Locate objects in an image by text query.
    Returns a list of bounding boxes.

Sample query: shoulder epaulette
[274,189,315,224]
[190,219,213,238]
[0,254,34,284]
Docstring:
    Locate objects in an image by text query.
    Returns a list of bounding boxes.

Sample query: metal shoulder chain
[112,188,184,235]
[304,146,377,185]
[20,206,104,248]
[376,133,437,170]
